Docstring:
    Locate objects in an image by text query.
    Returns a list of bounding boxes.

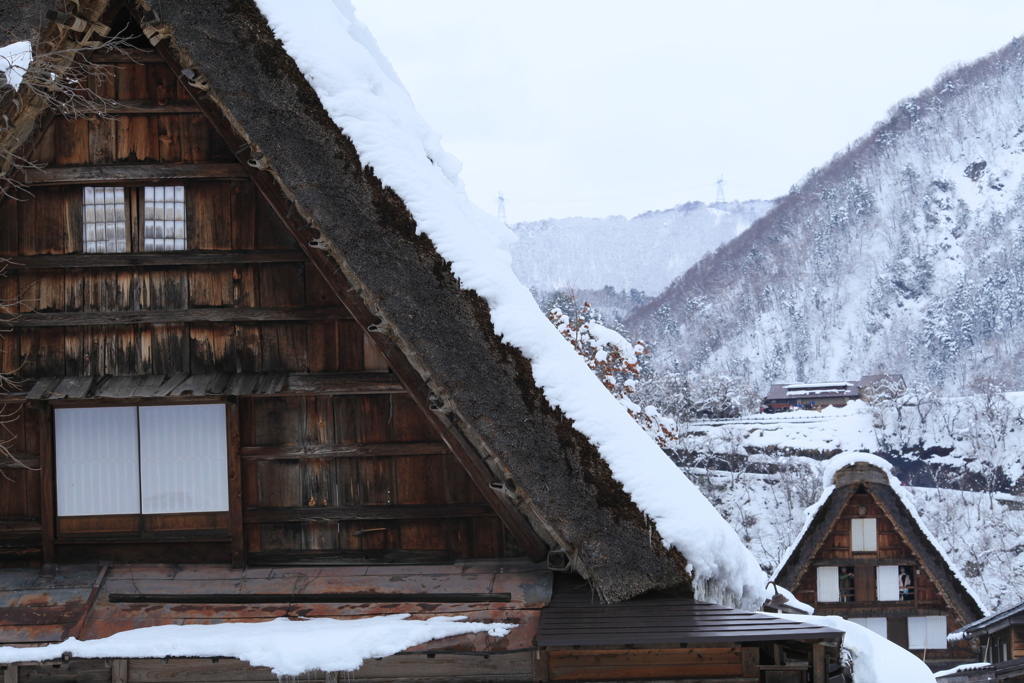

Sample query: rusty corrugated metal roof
[0,559,549,651]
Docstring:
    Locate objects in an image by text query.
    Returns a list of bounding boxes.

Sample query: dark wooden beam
[284,372,403,395]
[3,249,305,269]
[38,405,55,564]
[0,518,42,534]
[3,306,349,327]
[101,100,202,114]
[142,33,550,561]
[240,441,448,460]
[226,402,244,568]
[0,454,40,469]
[108,591,512,604]
[246,549,455,566]
[88,50,165,63]
[243,503,495,524]
[24,163,248,185]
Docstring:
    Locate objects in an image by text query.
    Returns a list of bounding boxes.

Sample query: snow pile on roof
[0,41,31,90]
[251,0,768,610]
[933,662,993,678]
[784,614,936,683]
[0,615,513,676]
[773,584,814,614]
[773,452,989,613]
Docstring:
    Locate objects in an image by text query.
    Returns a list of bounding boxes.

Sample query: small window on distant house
[851,517,877,551]
[55,404,227,517]
[817,565,857,602]
[907,615,947,650]
[143,185,187,251]
[876,565,900,601]
[898,565,915,601]
[82,186,127,253]
[850,617,888,638]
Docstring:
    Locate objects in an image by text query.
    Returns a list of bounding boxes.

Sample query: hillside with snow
[629,37,1024,397]
[676,399,1024,613]
[510,200,772,297]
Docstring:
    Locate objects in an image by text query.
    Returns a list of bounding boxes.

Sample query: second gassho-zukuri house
[773,454,986,672]
[0,1,852,681]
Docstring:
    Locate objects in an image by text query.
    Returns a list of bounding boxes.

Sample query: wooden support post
[741,646,759,678]
[3,665,17,683]
[532,648,548,683]
[226,401,244,568]
[812,643,826,683]
[38,404,55,564]
[111,659,127,683]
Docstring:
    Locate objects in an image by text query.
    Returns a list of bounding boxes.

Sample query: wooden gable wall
[790,488,971,662]
[0,25,521,568]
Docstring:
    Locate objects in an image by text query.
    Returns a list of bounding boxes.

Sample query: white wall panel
[852,518,877,551]
[877,565,900,601]
[817,566,840,602]
[55,407,140,516]
[139,404,228,513]
[850,617,888,638]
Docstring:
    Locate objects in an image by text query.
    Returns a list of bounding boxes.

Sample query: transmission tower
[496,192,507,225]
[715,175,726,204]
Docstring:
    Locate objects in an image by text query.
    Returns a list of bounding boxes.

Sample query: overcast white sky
[351,1,1024,224]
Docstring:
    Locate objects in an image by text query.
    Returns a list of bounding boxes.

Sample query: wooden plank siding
[0,50,516,568]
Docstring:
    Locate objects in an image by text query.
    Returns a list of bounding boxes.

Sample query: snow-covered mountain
[510,200,773,297]
[630,36,1024,395]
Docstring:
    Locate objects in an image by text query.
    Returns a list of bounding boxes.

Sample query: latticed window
[82,186,127,253]
[143,185,186,251]
[81,186,188,253]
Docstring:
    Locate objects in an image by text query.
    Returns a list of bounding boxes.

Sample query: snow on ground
[785,615,936,683]
[0,615,513,676]
[251,0,768,609]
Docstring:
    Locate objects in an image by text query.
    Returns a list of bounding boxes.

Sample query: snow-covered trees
[547,301,677,447]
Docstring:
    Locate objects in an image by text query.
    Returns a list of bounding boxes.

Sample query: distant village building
[762,374,905,412]
[939,602,1024,682]
[773,456,985,672]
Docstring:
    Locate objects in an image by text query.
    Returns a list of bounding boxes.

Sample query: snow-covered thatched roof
[0,0,769,608]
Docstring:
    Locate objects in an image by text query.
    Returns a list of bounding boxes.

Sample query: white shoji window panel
[55,406,141,516]
[82,186,127,253]
[877,565,900,601]
[816,566,840,603]
[139,404,228,514]
[852,518,878,551]
[143,185,187,251]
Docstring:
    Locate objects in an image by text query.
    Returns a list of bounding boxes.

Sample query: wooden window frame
[79,182,189,254]
[40,397,243,565]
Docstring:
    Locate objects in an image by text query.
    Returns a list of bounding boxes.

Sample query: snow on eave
[249,0,768,610]
[0,615,514,677]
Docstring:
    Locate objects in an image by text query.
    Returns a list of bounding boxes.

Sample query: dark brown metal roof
[0,560,549,651]
[537,577,843,647]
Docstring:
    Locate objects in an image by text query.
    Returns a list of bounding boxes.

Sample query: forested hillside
[630,36,1024,398]
[510,200,772,298]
